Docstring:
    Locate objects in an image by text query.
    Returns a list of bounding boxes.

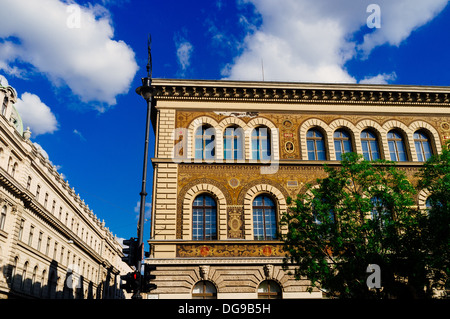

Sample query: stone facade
[144,79,450,299]
[0,83,132,299]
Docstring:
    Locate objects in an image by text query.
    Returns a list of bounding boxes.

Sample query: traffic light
[122,237,139,267]
[120,272,133,293]
[130,271,141,291]
[120,271,141,294]
[141,264,157,293]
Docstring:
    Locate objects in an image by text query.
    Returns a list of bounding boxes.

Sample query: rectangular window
[46,237,50,255]
[18,219,25,241]
[53,242,58,260]
[36,185,40,201]
[26,176,32,190]
[37,232,43,251]
[0,206,6,230]
[28,225,34,246]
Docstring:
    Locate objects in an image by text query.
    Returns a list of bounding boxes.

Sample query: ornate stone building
[144,78,450,299]
[0,82,132,299]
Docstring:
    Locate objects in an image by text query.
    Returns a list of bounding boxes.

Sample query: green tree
[417,141,450,296]
[281,152,432,298]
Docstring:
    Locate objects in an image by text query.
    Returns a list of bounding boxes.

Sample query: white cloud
[175,35,194,75]
[359,72,397,85]
[73,129,86,141]
[15,92,59,136]
[358,1,449,57]
[0,0,138,107]
[223,0,449,83]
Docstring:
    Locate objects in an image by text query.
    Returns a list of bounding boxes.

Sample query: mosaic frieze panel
[176,243,286,258]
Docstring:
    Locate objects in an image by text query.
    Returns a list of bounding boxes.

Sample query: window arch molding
[192,280,218,299]
[187,116,220,159]
[182,183,228,240]
[329,119,358,161]
[409,120,441,160]
[217,117,248,161]
[382,120,412,161]
[256,279,282,299]
[247,117,279,161]
[299,118,332,161]
[417,188,431,211]
[217,116,248,132]
[242,183,287,240]
[355,120,386,159]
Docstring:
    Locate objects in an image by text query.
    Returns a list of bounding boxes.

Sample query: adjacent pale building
[144,78,450,299]
[0,82,132,299]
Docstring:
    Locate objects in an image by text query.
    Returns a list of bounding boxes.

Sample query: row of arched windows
[193,125,272,160]
[190,190,436,241]
[306,127,434,162]
[189,121,437,162]
[192,280,281,299]
[192,193,277,241]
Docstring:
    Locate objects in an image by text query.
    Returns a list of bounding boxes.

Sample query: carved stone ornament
[199,265,210,280]
[263,264,274,279]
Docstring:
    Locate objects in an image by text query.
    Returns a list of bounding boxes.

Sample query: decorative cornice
[151,79,450,106]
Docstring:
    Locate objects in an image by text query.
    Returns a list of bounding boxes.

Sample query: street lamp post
[133,35,153,299]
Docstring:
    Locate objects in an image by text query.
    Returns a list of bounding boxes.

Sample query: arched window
[253,195,276,240]
[257,280,281,299]
[414,130,433,162]
[251,126,271,160]
[306,129,326,160]
[387,130,407,161]
[194,125,215,160]
[192,194,217,240]
[334,129,353,161]
[192,280,217,299]
[223,125,244,160]
[361,129,380,161]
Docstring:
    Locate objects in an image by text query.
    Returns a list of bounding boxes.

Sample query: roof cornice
[150,78,450,106]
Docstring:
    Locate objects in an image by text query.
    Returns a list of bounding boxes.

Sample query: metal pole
[133,77,152,299]
[132,35,153,300]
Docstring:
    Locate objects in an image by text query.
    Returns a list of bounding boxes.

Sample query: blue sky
[0,0,449,244]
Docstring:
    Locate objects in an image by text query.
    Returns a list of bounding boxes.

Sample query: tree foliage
[281,151,449,299]
[417,141,450,295]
